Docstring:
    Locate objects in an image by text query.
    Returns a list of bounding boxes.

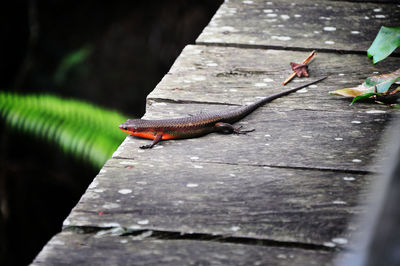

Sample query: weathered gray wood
[32,231,337,266]
[64,158,370,248]
[336,120,400,266]
[30,1,400,265]
[113,103,396,172]
[149,45,400,111]
[197,0,400,52]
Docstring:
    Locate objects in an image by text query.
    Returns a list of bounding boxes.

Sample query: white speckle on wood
[242,0,253,4]
[323,242,336,247]
[137,219,149,225]
[207,63,218,67]
[364,16,370,20]
[296,88,308,93]
[94,189,104,193]
[373,8,382,12]
[186,183,199,188]
[351,120,361,124]
[128,225,142,230]
[280,14,290,20]
[375,14,386,18]
[309,85,318,88]
[120,239,128,244]
[271,36,291,41]
[101,222,121,227]
[323,26,336,31]
[230,226,241,232]
[118,189,132,195]
[343,177,356,181]
[294,14,302,18]
[333,200,347,205]
[193,165,203,169]
[334,137,343,141]
[190,156,199,160]
[266,13,278,18]
[325,41,335,45]
[119,161,133,165]
[152,102,167,106]
[351,31,360,34]
[352,159,362,163]
[221,26,236,32]
[263,78,274,82]
[366,110,386,114]
[332,238,348,244]
[136,181,147,185]
[263,9,273,13]
[102,202,120,209]
[255,83,267,87]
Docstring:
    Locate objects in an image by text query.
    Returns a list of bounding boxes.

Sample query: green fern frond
[0,92,128,168]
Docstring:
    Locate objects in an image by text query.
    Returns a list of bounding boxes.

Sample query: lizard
[119,76,327,149]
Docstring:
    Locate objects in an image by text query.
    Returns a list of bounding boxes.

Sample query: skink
[120,76,327,149]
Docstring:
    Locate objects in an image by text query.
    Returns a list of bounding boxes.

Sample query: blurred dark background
[0,0,222,265]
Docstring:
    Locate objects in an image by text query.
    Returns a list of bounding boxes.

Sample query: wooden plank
[64,158,370,247]
[149,45,400,112]
[31,231,337,266]
[336,120,400,266]
[114,103,395,172]
[196,0,400,52]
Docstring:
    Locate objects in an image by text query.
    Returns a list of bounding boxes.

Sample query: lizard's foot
[140,144,153,149]
[233,125,255,134]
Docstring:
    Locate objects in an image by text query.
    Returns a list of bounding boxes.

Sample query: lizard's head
[119,119,141,134]
[119,119,157,140]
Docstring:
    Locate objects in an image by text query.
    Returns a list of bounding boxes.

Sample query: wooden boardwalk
[32,0,399,265]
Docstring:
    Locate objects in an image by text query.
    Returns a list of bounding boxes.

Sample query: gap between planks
[112,156,374,175]
[63,226,340,253]
[194,41,400,57]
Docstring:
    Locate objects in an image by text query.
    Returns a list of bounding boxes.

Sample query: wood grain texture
[148,45,400,111]
[31,231,337,266]
[64,158,370,247]
[197,0,400,52]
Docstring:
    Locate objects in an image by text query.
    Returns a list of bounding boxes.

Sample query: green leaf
[330,68,400,98]
[351,92,382,105]
[367,26,400,64]
[0,92,128,169]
